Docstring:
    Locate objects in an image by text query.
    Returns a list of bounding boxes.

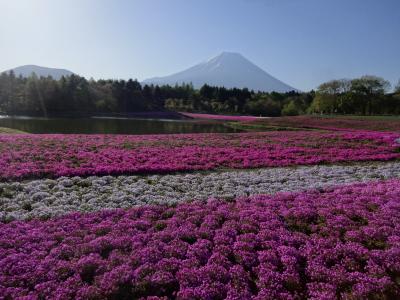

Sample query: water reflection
[0,116,240,134]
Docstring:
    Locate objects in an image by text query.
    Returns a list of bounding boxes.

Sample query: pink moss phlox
[1,180,400,298]
[0,131,399,180]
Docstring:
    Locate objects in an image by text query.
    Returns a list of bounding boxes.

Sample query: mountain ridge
[3,65,74,80]
[143,52,296,92]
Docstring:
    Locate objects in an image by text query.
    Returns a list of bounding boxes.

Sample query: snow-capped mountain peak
[143,52,296,92]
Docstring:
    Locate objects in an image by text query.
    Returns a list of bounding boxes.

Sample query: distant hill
[3,65,74,80]
[143,52,296,92]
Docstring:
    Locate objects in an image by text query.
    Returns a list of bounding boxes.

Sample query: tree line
[0,71,399,117]
[310,75,400,115]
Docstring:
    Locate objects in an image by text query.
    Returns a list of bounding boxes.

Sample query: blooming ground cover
[1,161,400,221]
[2,123,400,299]
[1,179,400,299]
[0,130,399,181]
[240,115,400,132]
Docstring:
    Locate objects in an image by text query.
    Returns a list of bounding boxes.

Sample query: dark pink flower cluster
[1,180,400,299]
[0,131,399,180]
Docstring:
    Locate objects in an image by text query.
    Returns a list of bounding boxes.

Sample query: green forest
[0,71,399,117]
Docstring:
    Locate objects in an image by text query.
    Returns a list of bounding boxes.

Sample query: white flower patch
[1,161,400,221]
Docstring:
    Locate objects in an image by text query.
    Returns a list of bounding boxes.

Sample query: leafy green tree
[318,79,351,95]
[244,95,280,116]
[282,100,300,116]
[350,75,390,115]
[309,92,337,114]
[395,80,400,93]
[309,79,351,114]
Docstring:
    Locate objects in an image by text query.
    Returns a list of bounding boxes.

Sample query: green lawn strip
[0,127,28,134]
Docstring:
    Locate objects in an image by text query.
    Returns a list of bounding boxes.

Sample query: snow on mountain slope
[143,52,296,92]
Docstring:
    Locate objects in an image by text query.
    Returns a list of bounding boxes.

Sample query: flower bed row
[0,131,399,180]
[1,179,399,299]
[2,161,400,221]
[243,115,400,132]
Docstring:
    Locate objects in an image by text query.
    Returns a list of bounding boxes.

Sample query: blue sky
[1,0,399,91]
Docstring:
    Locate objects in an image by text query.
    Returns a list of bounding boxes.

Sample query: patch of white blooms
[1,161,400,221]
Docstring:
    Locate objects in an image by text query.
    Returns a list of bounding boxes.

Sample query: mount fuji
[143,52,296,92]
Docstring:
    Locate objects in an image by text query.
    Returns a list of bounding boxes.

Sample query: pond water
[0,116,241,134]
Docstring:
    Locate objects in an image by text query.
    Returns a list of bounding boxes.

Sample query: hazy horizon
[1,0,399,91]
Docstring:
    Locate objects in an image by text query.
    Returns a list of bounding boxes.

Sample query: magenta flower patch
[0,131,399,180]
[1,179,399,299]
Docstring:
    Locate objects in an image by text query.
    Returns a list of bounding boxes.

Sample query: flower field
[0,130,399,181]
[1,180,400,299]
[239,115,400,132]
[1,126,400,299]
[1,161,400,222]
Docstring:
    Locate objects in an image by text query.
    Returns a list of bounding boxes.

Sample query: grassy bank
[0,127,27,134]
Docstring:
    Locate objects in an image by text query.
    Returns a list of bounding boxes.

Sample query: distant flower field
[1,179,400,299]
[0,130,399,180]
[242,115,400,132]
